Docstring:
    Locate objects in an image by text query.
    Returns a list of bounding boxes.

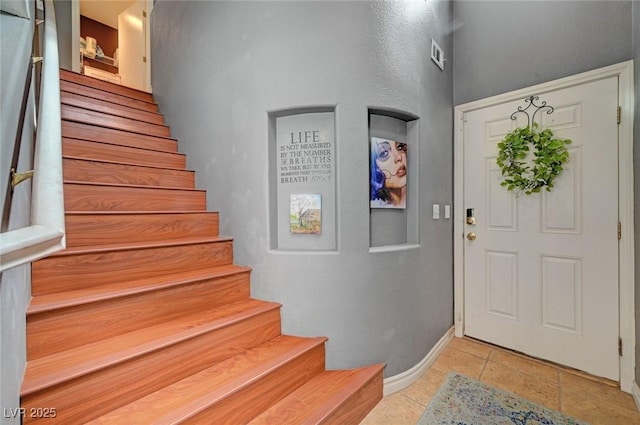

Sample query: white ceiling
[80,0,135,29]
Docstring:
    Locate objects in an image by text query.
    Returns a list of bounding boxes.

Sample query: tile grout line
[556,368,563,413]
[477,348,491,381]
[401,392,428,408]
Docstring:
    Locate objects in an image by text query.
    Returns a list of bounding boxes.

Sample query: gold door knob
[467,232,477,241]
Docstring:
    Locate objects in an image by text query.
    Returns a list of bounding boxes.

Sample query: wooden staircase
[21,69,384,424]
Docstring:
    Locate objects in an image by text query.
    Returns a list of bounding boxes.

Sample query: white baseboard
[633,380,640,412]
[382,326,454,396]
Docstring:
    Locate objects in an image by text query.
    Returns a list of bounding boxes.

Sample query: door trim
[71,0,153,92]
[453,61,635,392]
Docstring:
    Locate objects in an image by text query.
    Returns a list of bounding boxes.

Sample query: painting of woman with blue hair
[370,137,407,209]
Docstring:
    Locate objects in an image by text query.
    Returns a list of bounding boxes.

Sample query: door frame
[453,61,635,392]
[70,0,153,92]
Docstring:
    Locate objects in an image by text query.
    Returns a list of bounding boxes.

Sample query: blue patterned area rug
[417,372,589,425]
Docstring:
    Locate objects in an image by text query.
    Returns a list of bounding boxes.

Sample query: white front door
[462,76,619,380]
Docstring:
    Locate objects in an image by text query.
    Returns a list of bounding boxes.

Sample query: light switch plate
[433,204,440,219]
[444,204,451,219]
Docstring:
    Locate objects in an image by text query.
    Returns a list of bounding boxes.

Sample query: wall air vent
[430,39,445,71]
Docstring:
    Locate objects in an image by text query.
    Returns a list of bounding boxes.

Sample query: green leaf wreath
[496,124,572,195]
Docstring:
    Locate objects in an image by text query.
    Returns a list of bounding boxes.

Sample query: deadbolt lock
[466,208,476,225]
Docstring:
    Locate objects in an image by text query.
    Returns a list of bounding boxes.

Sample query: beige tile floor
[361,337,640,425]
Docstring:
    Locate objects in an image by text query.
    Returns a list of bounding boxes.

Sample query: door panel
[463,76,619,380]
[118,0,147,91]
[540,147,581,234]
[486,250,518,319]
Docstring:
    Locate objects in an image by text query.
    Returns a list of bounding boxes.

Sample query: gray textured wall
[453,0,632,105]
[633,0,640,386]
[151,0,454,376]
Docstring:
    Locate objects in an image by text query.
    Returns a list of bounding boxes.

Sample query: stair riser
[320,369,384,425]
[185,345,326,425]
[22,309,282,425]
[61,91,165,125]
[60,69,155,104]
[65,212,218,248]
[63,138,185,169]
[63,158,195,189]
[62,104,170,138]
[60,80,159,113]
[28,272,251,360]
[247,366,386,425]
[64,183,205,212]
[31,241,233,296]
[63,121,177,152]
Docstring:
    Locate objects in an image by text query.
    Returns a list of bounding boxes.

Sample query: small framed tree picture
[290,194,322,234]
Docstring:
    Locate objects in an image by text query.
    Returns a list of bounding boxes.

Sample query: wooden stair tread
[62,120,179,150]
[60,69,156,104]
[28,265,251,315]
[85,335,327,425]
[60,80,159,113]
[63,157,196,189]
[248,365,385,425]
[64,180,203,192]
[62,104,171,138]
[49,235,232,256]
[63,138,186,170]
[63,182,208,212]
[64,210,218,248]
[31,239,232,295]
[65,210,216,216]
[63,136,181,156]
[22,298,281,396]
[63,155,191,173]
[61,90,165,125]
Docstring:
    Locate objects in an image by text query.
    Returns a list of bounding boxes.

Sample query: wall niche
[369,109,419,250]
[268,107,336,251]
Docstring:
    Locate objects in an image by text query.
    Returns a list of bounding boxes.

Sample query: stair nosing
[61,90,165,120]
[63,155,194,173]
[60,80,159,113]
[48,236,233,257]
[65,210,218,216]
[63,135,184,157]
[22,299,282,396]
[249,365,385,424]
[62,113,171,140]
[62,119,179,143]
[27,265,252,315]
[61,102,168,129]
[298,366,385,424]
[60,70,157,106]
[64,180,204,192]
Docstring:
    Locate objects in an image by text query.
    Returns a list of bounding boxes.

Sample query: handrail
[0,0,65,272]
